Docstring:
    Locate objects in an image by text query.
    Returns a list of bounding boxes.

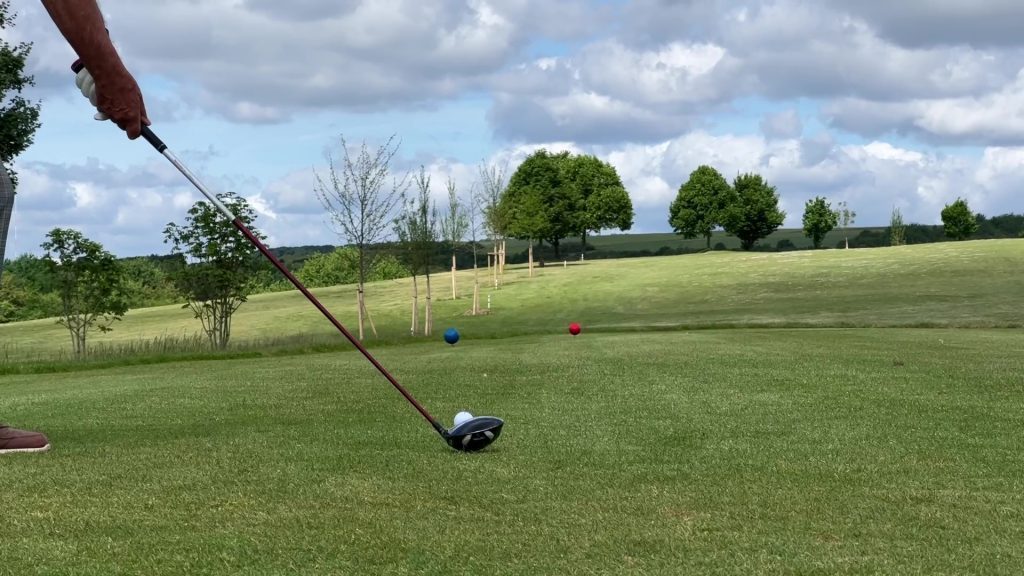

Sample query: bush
[776,239,796,251]
[713,242,727,251]
[0,275,62,323]
[370,254,410,281]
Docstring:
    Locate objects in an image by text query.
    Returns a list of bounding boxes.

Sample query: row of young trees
[0,190,415,355]
[308,142,637,340]
[311,136,513,341]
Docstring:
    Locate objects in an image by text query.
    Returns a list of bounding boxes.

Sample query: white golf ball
[454,411,473,427]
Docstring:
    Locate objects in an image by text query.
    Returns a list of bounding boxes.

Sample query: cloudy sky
[6,0,1024,257]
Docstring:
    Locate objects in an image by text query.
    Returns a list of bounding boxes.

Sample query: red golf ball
[569,322,581,335]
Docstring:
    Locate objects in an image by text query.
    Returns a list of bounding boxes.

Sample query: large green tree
[41,228,128,357]
[941,198,979,241]
[1,1,43,283]
[565,154,633,248]
[721,173,785,250]
[163,192,265,350]
[501,149,580,259]
[802,196,839,249]
[669,165,735,249]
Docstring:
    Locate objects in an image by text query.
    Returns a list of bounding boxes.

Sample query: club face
[445,416,504,452]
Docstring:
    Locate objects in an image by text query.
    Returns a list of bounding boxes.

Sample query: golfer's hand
[74,65,108,120]
[73,63,150,139]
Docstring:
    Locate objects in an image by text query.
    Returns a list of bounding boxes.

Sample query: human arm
[40,0,150,138]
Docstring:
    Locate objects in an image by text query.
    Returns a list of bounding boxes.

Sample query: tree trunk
[528,243,534,278]
[553,239,560,258]
[410,274,419,336]
[451,253,457,300]
[472,263,480,315]
[499,239,505,287]
[218,299,231,349]
[69,316,86,358]
[705,234,712,250]
[425,272,433,336]
[357,286,365,341]
[493,242,499,289]
[363,292,378,337]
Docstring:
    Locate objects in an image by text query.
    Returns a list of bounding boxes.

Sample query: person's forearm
[40,0,126,82]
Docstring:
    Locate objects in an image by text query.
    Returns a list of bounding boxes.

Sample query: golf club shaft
[140,126,447,437]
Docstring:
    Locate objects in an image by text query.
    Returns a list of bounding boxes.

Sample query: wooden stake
[451,254,457,300]
[410,274,418,336]
[356,288,365,341]
[425,273,433,336]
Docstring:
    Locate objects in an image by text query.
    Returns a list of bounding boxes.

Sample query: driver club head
[444,416,504,452]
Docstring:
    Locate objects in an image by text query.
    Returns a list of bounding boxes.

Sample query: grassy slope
[3,239,1024,574]
[1,239,1021,363]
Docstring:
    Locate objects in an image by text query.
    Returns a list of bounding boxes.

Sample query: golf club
[71,63,503,453]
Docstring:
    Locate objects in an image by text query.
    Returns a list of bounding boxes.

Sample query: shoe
[0,423,51,454]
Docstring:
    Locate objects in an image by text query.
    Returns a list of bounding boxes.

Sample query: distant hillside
[261,212,1023,266]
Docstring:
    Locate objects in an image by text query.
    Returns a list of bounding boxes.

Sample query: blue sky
[6,0,1024,258]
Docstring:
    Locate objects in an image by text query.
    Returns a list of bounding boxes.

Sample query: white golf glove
[74,65,110,121]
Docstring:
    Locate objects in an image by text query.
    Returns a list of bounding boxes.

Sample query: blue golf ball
[444,328,460,345]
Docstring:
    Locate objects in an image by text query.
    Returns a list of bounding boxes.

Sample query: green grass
[1,240,1021,366]
[504,227,877,254]
[2,239,1024,574]
[3,329,1023,574]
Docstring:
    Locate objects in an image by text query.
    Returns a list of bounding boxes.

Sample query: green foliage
[163,192,265,350]
[941,198,980,241]
[501,149,581,257]
[3,253,56,292]
[980,213,1024,237]
[41,228,128,357]
[890,206,906,247]
[669,165,735,249]
[802,196,839,249]
[0,273,60,323]
[368,253,409,281]
[0,1,42,187]
[564,154,633,245]
[119,257,180,308]
[296,247,359,288]
[776,238,797,251]
[721,173,786,250]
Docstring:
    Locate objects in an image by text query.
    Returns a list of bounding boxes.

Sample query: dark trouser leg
[0,163,14,284]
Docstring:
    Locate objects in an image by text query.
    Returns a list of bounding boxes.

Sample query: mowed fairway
[2,240,1024,574]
